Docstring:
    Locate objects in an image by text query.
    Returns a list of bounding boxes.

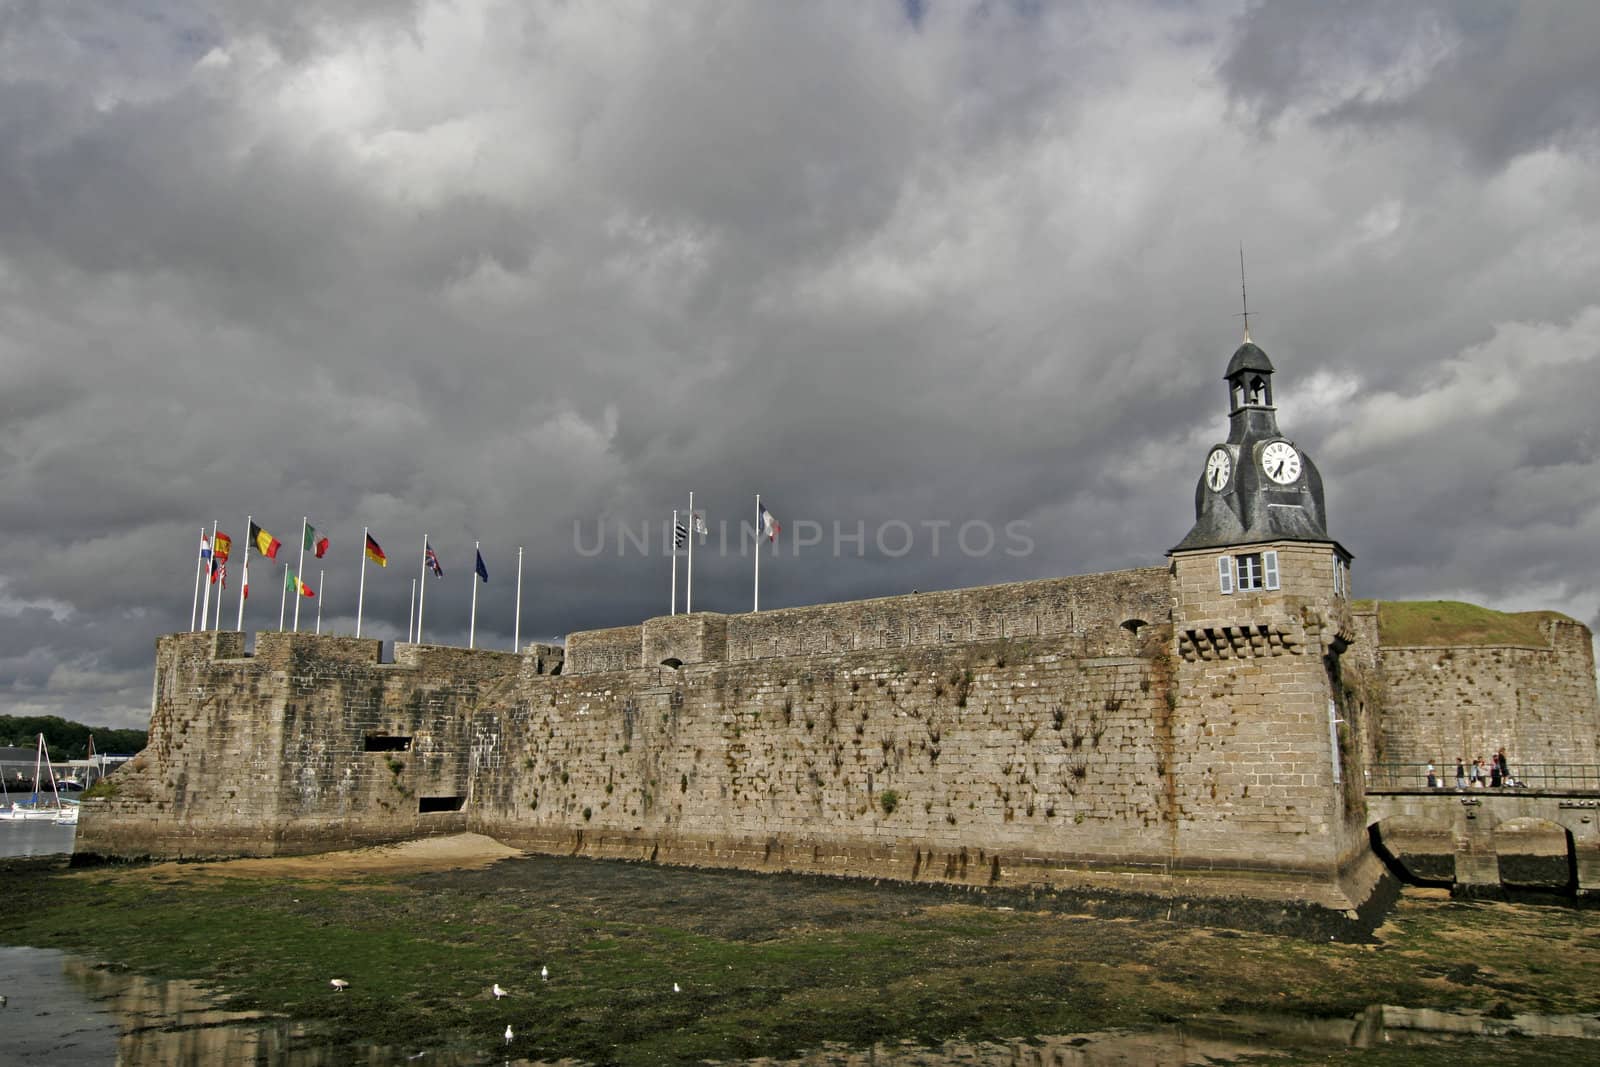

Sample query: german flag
[365,533,388,567]
[250,521,281,559]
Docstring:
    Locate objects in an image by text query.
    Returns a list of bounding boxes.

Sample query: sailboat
[2,734,79,824]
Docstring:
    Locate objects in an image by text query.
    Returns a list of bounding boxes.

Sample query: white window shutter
[1218,555,1234,594]
[1264,550,1280,590]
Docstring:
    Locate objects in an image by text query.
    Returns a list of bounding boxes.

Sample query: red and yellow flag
[365,533,388,567]
[212,531,232,563]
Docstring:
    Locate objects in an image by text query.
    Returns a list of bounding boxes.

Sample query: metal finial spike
[1238,243,1252,343]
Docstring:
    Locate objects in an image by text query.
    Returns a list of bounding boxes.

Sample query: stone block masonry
[81,566,1389,912]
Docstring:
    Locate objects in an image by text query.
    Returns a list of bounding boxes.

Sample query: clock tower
[1172,339,1332,552]
[1162,337,1371,912]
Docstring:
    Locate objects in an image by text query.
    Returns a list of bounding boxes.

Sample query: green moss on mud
[3,858,1597,1065]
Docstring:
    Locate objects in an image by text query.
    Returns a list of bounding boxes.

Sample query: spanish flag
[365,533,388,567]
[212,531,232,563]
[250,521,282,560]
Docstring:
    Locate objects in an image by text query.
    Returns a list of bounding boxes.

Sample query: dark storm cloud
[2,1,1598,728]
[1220,0,1600,167]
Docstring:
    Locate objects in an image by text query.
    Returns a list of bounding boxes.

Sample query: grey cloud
[2,1,1598,728]
[1220,0,1600,167]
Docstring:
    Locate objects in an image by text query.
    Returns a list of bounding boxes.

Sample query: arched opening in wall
[1120,619,1146,654]
[1494,817,1577,893]
[660,657,683,670]
[1367,816,1453,888]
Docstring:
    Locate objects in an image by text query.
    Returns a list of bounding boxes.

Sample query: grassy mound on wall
[1353,599,1572,648]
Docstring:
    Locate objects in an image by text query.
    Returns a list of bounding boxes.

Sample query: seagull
[504,1024,514,1046]
[492,983,507,1000]
[0,993,8,1008]
[329,979,350,992]
[673,982,680,993]
[540,965,549,982]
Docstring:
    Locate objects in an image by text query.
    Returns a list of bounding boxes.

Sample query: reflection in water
[0,946,483,1066]
[2,945,1596,1066]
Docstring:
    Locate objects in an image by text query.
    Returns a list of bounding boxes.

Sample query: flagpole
[687,491,695,614]
[237,514,251,631]
[514,546,523,652]
[316,569,325,634]
[199,521,217,632]
[293,517,307,632]
[279,563,289,631]
[191,526,205,631]
[356,526,369,639]
[408,578,416,643]
[214,575,225,631]
[417,534,428,644]
[671,508,679,616]
[469,540,480,649]
[753,494,760,613]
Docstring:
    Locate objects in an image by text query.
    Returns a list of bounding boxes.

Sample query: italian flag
[304,522,329,559]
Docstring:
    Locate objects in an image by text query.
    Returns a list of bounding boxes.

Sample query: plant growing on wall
[879,789,899,815]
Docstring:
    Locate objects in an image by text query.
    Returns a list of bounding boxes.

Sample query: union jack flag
[425,543,443,578]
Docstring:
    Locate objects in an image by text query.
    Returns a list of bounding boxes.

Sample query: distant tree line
[0,715,147,758]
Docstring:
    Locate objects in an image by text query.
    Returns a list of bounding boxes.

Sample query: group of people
[1425,748,1515,789]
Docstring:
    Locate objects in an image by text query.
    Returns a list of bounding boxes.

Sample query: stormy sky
[3,1,1599,731]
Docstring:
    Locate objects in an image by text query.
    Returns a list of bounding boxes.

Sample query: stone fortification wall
[82,568,1373,907]
[572,570,1172,675]
[1368,616,1600,769]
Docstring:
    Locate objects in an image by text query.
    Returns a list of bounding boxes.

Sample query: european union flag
[475,549,488,583]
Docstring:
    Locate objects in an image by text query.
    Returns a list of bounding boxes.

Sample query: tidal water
[0,818,76,859]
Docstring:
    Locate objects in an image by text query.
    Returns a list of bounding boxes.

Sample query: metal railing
[1366,762,1600,792]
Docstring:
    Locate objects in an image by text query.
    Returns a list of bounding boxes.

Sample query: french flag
[758,499,780,542]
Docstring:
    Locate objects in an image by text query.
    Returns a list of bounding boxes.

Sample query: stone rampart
[1363,615,1600,769]
[81,568,1375,910]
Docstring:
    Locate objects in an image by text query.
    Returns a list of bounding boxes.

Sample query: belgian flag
[250,521,282,559]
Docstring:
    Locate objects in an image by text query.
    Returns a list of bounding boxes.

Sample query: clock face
[1205,447,1231,492]
[1260,440,1302,484]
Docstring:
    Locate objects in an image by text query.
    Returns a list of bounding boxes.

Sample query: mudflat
[4,835,1597,1065]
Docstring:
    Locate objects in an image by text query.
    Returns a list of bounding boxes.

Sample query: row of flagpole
[187,493,785,647]
[666,492,781,616]
[188,518,524,651]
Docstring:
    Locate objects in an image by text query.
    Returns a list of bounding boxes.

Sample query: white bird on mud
[493,983,507,1000]
[673,982,680,993]
[504,1024,514,1045]
[329,979,350,992]
[540,964,549,981]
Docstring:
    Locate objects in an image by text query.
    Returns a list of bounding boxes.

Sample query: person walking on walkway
[1455,757,1466,790]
